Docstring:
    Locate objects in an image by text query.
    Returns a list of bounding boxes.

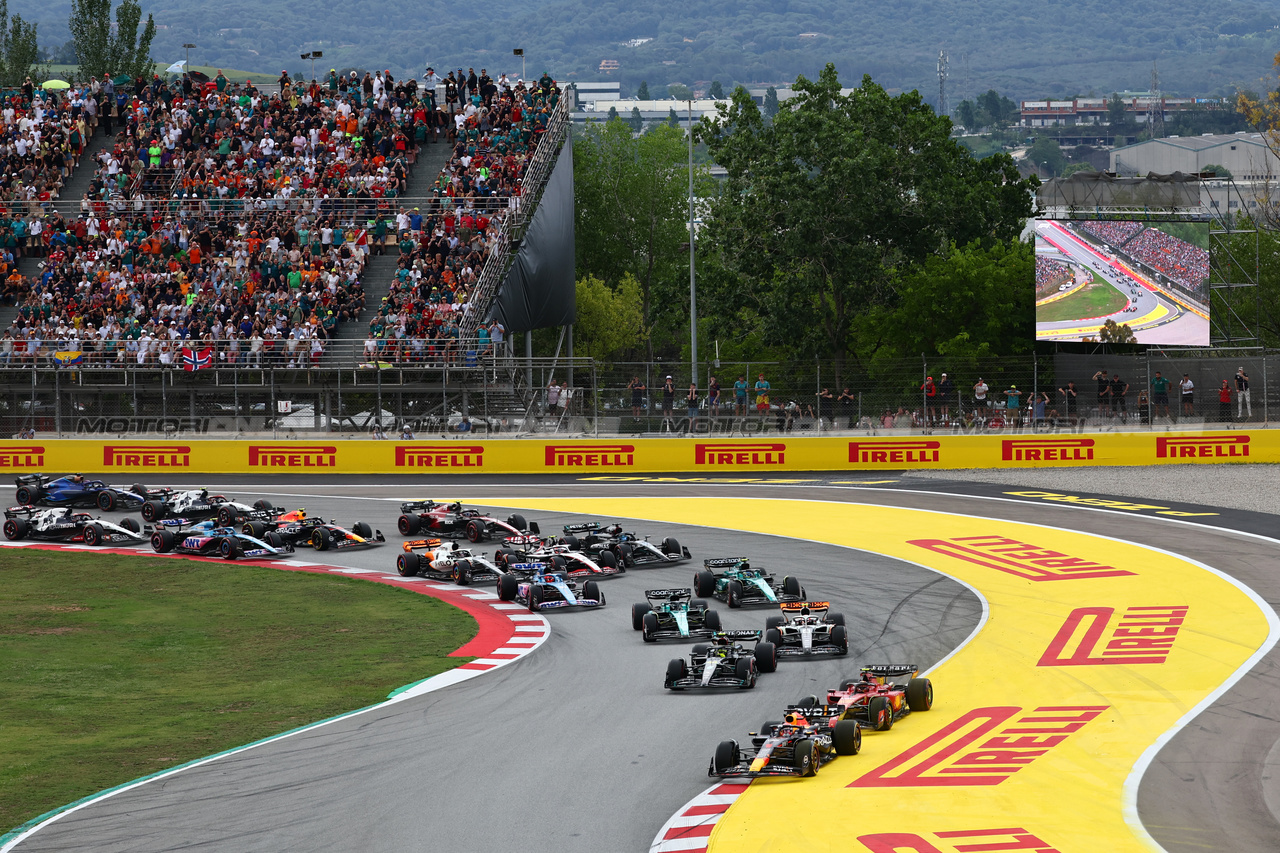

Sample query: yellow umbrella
[41,80,70,90]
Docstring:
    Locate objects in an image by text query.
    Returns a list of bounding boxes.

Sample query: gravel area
[904,464,1280,516]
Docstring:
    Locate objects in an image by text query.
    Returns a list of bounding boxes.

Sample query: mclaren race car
[694,557,805,608]
[708,706,861,778]
[807,665,934,732]
[664,630,777,690]
[2,505,146,545]
[495,537,624,578]
[140,489,278,526]
[241,509,383,551]
[396,538,505,585]
[560,521,691,567]
[763,601,848,657]
[632,588,722,642]
[14,473,168,511]
[396,500,539,542]
[496,564,606,612]
[148,519,294,560]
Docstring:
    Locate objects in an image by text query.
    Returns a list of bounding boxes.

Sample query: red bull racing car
[709,705,861,778]
[241,508,384,551]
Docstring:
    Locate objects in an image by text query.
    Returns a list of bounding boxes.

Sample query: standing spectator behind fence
[1110,374,1129,424]
[1058,381,1078,424]
[1218,380,1232,422]
[1236,368,1251,419]
[708,376,721,417]
[1004,385,1022,426]
[1180,374,1195,416]
[734,376,749,415]
[838,388,855,428]
[937,374,955,423]
[973,378,989,421]
[920,376,937,422]
[1093,369,1111,417]
[817,387,835,428]
[662,376,675,419]
[629,376,645,417]
[685,383,699,420]
[754,374,771,413]
[547,380,561,415]
[1150,371,1171,421]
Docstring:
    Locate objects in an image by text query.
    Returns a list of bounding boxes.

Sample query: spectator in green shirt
[1150,371,1171,419]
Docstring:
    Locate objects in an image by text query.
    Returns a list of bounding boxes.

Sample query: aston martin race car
[14,474,169,511]
[763,601,848,657]
[807,665,934,732]
[2,505,146,545]
[664,631,777,690]
[395,538,505,585]
[148,519,294,560]
[632,588,722,642]
[496,565,606,612]
[694,557,805,608]
[708,706,861,778]
[140,489,278,526]
[241,509,383,551]
[396,500,539,542]
[495,537,624,578]
[560,521,691,567]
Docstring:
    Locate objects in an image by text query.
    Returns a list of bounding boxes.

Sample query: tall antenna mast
[1148,63,1163,139]
[937,49,949,116]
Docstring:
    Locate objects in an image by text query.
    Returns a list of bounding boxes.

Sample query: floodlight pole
[183,43,196,82]
[688,98,697,382]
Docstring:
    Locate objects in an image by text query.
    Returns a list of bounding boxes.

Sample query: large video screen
[1034,219,1210,345]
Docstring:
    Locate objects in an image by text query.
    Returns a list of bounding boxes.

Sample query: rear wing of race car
[704,557,748,569]
[861,664,919,678]
[645,587,692,601]
[402,538,444,551]
[503,534,543,547]
[782,703,843,719]
[399,499,439,513]
[780,601,830,613]
[4,505,38,517]
[563,521,602,534]
[14,473,48,487]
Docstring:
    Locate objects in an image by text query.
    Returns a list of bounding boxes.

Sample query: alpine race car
[560,521,691,566]
[396,500,539,542]
[763,601,848,657]
[395,538,505,585]
[148,519,294,560]
[2,505,146,545]
[140,489,278,526]
[632,588,722,642]
[806,665,934,732]
[241,509,384,551]
[14,474,168,511]
[496,564,606,612]
[708,706,861,778]
[694,557,805,608]
[496,537,624,578]
[664,631,777,690]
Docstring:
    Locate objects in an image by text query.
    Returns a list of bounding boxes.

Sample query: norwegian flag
[181,346,213,371]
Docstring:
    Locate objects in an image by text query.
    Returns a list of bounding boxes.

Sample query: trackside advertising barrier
[0,431,1270,474]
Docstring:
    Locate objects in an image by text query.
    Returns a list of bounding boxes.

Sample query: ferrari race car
[807,665,934,732]
[496,537,624,578]
[2,505,146,545]
[496,564,607,612]
[149,519,294,560]
[241,509,384,551]
[708,706,861,778]
[14,473,168,511]
[632,588,722,642]
[139,489,278,526]
[694,557,805,608]
[396,500,539,542]
[396,538,505,584]
[560,521,691,566]
[763,601,848,657]
[664,630,777,690]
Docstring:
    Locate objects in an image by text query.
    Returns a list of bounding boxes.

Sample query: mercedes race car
[496,537,624,578]
[632,588,722,642]
[807,665,934,732]
[708,706,861,778]
[397,500,539,542]
[149,519,294,560]
[694,557,805,608]
[140,489,278,526]
[497,565,606,612]
[2,505,146,545]
[14,473,169,511]
[763,601,848,657]
[241,509,384,551]
[560,521,691,567]
[396,538,506,585]
[664,631,777,690]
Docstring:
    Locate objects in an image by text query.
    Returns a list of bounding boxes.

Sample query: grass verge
[1036,274,1128,323]
[0,550,475,833]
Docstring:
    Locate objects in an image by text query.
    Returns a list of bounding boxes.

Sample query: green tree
[763,86,779,120]
[1202,162,1232,178]
[667,107,679,128]
[628,105,643,132]
[1027,136,1067,176]
[0,0,40,87]
[708,80,724,99]
[1107,93,1127,126]
[68,0,156,80]
[955,99,977,130]
[637,80,649,100]
[976,89,1017,128]
[668,83,692,101]
[1097,318,1137,343]
[573,273,645,358]
[607,105,619,121]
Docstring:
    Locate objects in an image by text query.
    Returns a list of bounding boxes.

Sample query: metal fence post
[1032,352,1038,430]
[54,369,61,437]
[1145,351,1152,429]
[1265,353,1270,426]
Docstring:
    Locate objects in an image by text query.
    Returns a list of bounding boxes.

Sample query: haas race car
[140,489,278,526]
[3,505,146,545]
[632,588,722,642]
[149,519,294,560]
[396,500,538,542]
[806,665,934,732]
[560,521,691,567]
[664,630,778,690]
[496,536,624,578]
[694,557,805,608]
[709,705,861,778]
[764,601,848,657]
[241,509,383,551]
[497,563,606,612]
[396,538,505,585]
[14,473,168,511]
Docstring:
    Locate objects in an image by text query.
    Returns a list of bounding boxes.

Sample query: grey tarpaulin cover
[487,135,576,332]
[1037,171,1201,210]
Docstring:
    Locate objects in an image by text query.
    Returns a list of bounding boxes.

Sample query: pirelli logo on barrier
[1038,606,1188,666]
[1156,434,1250,460]
[849,705,1107,788]
[849,440,941,464]
[695,442,785,465]
[909,535,1137,581]
[395,445,484,468]
[0,445,43,467]
[1001,438,1094,462]
[248,445,338,469]
[544,444,635,468]
[856,827,1064,853]
[103,444,191,467]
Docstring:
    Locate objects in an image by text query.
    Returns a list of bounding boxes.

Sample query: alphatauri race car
[148,519,294,560]
[396,500,539,542]
[495,537,624,578]
[632,588,722,642]
[560,521,691,567]
[3,505,146,545]
[14,473,169,511]
[806,665,934,732]
[140,489,278,526]
[396,538,506,585]
[664,631,777,690]
[694,557,805,608]
[242,509,383,551]
[708,706,861,778]
[763,601,849,657]
[497,564,606,612]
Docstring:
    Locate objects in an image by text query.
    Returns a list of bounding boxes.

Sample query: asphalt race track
[5,477,1280,852]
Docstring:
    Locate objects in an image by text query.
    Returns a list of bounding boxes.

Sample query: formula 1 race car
[806,665,934,732]
[632,588,722,642]
[396,500,539,542]
[139,489,278,526]
[496,537,624,578]
[664,630,778,690]
[708,706,861,778]
[2,505,146,545]
[496,565,606,612]
[694,557,805,608]
[395,538,506,585]
[148,519,294,560]
[241,509,383,551]
[14,473,168,511]
[560,521,692,567]
[763,601,848,657]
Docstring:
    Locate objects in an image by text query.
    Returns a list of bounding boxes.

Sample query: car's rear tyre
[831,625,849,655]
[397,553,421,577]
[562,535,581,549]
[727,580,743,609]
[550,555,568,573]
[527,584,543,612]
[253,499,274,512]
[764,615,784,631]
[216,506,236,527]
[735,657,754,687]
[3,517,28,540]
[796,693,819,709]
[83,522,103,546]
[764,627,782,646]
[754,641,777,673]
[465,519,485,542]
[712,740,740,774]
[130,483,149,499]
[642,611,659,642]
[793,739,817,776]
[311,529,330,551]
[220,537,239,560]
[507,513,528,532]
[692,599,709,610]
[141,500,165,522]
[691,643,710,656]
[97,491,116,511]
[693,570,716,597]
[782,575,802,598]
[398,514,420,535]
[868,696,894,731]
[662,536,681,556]
[583,580,602,603]
[666,658,688,688]
[760,720,782,736]
[829,613,846,627]
[14,486,39,505]
[632,602,653,630]
[703,609,722,631]
[243,521,268,538]
[265,532,284,549]
[907,677,933,712]
[597,550,617,570]
[497,572,518,601]
[833,719,862,756]
[120,518,140,534]
[151,530,175,553]
[353,521,373,539]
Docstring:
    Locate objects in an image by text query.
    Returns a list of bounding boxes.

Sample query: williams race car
[664,630,777,690]
[241,509,384,551]
[396,500,539,542]
[763,601,848,657]
[140,489,278,526]
[396,538,506,585]
[149,519,294,560]
[496,537,624,578]
[496,564,607,612]
[708,706,861,778]
[560,521,691,566]
[632,588,722,642]
[3,505,146,545]
[14,473,169,511]
[694,557,805,608]
[806,665,934,732]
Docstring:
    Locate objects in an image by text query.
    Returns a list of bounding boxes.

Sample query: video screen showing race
[1034,218,1210,345]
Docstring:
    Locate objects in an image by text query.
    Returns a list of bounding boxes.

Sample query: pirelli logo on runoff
[855,827,1065,853]
[1156,434,1250,460]
[909,535,1137,582]
[544,444,635,467]
[850,705,1107,787]
[1039,606,1188,666]
[394,445,484,468]
[695,442,785,465]
[848,440,940,464]
[1001,437,1094,462]
[103,444,191,467]
[0,445,43,467]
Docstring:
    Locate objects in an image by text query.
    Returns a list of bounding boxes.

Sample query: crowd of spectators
[1077,220,1144,248]
[1034,257,1073,295]
[1122,228,1210,293]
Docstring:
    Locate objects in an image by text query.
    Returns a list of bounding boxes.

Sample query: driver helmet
[854,681,874,693]
[861,670,883,687]
[200,488,209,498]
[448,501,462,513]
[70,473,84,484]
[296,508,306,519]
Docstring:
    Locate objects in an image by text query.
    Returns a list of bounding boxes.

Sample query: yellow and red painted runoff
[508,498,1276,853]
